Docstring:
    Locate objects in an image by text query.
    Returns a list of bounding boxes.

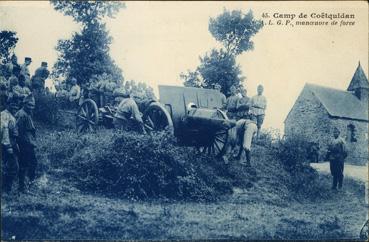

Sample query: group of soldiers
[1,56,50,110]
[217,84,267,167]
[0,55,46,193]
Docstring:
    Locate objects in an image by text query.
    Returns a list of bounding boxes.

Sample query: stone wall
[284,86,368,165]
[284,87,333,159]
[331,118,368,165]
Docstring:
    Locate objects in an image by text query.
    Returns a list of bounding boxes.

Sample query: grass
[1,125,367,240]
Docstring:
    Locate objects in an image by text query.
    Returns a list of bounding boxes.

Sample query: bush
[274,133,311,171]
[43,129,233,201]
[272,133,330,200]
[33,91,59,124]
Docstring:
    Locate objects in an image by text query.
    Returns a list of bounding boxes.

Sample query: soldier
[225,85,240,120]
[0,82,7,111]
[236,88,251,120]
[32,62,49,91]
[214,83,226,110]
[326,128,347,190]
[8,65,21,93]
[20,57,32,87]
[13,74,31,108]
[250,84,267,138]
[15,94,38,192]
[113,90,146,134]
[4,55,19,80]
[236,113,258,167]
[68,78,81,105]
[1,95,19,193]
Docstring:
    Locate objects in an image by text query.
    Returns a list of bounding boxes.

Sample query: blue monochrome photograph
[0,0,368,240]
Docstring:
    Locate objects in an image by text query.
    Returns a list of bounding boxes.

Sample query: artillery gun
[75,85,235,157]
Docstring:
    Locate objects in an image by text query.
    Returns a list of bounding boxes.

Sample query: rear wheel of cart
[197,109,229,157]
[76,99,99,133]
[142,102,173,134]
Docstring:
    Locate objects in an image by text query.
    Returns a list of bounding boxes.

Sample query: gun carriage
[76,85,235,157]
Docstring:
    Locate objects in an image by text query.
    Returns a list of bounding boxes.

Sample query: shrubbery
[43,129,233,201]
[33,91,60,124]
[271,132,329,200]
[36,126,331,202]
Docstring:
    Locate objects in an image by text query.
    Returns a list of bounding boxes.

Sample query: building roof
[306,83,368,121]
[347,62,369,91]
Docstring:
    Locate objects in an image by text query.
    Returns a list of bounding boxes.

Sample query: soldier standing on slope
[326,127,347,190]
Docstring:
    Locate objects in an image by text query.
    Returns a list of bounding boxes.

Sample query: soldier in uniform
[113,90,146,134]
[8,65,21,93]
[15,94,38,192]
[20,57,32,87]
[235,88,251,120]
[234,112,258,167]
[326,128,347,190]
[0,82,7,111]
[13,74,31,109]
[1,95,19,192]
[250,84,267,138]
[32,62,50,91]
[4,55,20,80]
[68,78,81,106]
[225,85,240,120]
[214,83,226,110]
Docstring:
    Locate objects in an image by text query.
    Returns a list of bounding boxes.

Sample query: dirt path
[311,162,368,183]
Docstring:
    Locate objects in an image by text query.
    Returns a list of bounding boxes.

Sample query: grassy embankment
[1,124,367,240]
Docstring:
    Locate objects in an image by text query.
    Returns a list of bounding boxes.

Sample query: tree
[52,22,123,85]
[181,9,262,95]
[50,0,125,85]
[198,49,244,95]
[180,70,203,88]
[209,9,263,56]
[50,0,124,25]
[0,31,18,64]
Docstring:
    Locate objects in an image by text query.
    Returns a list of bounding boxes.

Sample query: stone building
[284,63,368,165]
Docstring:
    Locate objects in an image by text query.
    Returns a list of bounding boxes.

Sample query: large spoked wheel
[360,219,369,240]
[198,129,228,157]
[142,102,173,133]
[76,99,99,133]
[198,109,229,157]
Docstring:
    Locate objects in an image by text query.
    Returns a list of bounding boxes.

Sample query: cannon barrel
[184,108,236,131]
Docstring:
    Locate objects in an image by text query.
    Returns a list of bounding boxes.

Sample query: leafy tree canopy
[182,9,262,95]
[181,70,203,88]
[50,1,124,85]
[209,9,263,56]
[52,22,122,85]
[50,0,125,25]
[0,31,18,64]
[181,49,245,96]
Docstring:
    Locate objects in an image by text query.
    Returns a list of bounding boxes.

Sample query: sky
[0,1,368,131]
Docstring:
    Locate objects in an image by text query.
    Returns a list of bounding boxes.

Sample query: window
[347,124,357,142]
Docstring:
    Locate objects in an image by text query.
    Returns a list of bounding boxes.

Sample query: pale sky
[0,1,368,131]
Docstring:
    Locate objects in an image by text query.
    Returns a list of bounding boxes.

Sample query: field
[1,124,367,240]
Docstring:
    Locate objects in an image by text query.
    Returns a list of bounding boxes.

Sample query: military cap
[41,62,48,67]
[25,57,32,62]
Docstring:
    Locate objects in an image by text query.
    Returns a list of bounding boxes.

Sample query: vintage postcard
[0,0,368,240]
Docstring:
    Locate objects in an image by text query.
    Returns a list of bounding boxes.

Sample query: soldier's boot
[2,175,13,193]
[139,123,146,134]
[4,174,15,192]
[331,176,338,190]
[235,148,243,161]
[338,175,343,189]
[245,150,251,167]
[18,169,26,193]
